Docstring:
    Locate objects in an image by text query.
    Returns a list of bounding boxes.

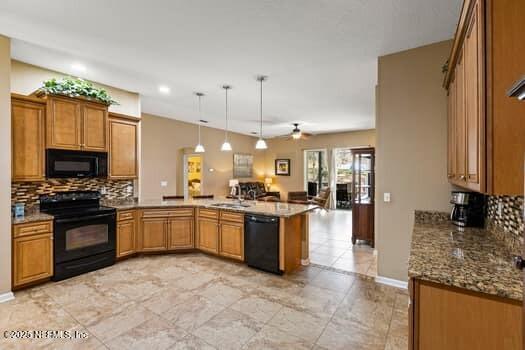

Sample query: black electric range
[40,191,116,281]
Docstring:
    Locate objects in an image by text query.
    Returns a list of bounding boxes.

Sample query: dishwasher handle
[246,215,278,224]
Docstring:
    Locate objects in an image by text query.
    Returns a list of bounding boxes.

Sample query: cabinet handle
[447,174,454,179]
[460,175,466,180]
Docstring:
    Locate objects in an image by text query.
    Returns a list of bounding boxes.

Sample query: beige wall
[10,60,141,117]
[264,130,376,199]
[376,40,453,282]
[140,113,265,200]
[0,36,12,296]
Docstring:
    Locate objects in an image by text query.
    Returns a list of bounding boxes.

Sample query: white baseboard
[301,258,310,266]
[375,276,408,289]
[0,292,14,303]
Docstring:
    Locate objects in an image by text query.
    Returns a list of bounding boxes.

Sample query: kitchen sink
[210,203,252,209]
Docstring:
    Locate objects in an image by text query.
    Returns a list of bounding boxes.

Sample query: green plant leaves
[38,76,119,105]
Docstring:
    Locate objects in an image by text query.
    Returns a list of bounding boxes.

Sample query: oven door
[54,212,116,264]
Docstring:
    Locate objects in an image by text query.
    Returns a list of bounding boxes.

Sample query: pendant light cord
[225,87,229,141]
[198,94,202,144]
[259,78,263,139]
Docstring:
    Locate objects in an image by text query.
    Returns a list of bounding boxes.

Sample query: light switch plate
[384,192,391,202]
[160,181,168,187]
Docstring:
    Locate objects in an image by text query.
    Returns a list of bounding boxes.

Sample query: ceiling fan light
[195,143,205,153]
[255,138,267,150]
[221,141,232,151]
[292,131,302,139]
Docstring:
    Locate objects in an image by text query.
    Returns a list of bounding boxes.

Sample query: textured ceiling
[0,0,461,137]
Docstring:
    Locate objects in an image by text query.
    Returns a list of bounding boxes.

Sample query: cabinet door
[47,96,82,150]
[13,233,53,287]
[219,221,244,261]
[168,217,194,250]
[82,103,107,151]
[117,220,136,258]
[447,76,456,182]
[198,218,219,254]
[109,117,138,179]
[464,0,485,192]
[454,48,467,184]
[12,98,45,181]
[140,218,167,251]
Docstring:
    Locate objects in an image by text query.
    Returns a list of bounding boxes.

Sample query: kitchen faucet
[235,184,243,204]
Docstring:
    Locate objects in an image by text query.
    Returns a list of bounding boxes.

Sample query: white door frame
[183,154,203,200]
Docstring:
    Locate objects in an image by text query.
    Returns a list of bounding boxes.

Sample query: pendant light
[194,92,205,153]
[221,85,233,151]
[255,75,268,150]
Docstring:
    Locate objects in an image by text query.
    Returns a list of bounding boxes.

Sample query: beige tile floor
[0,254,408,349]
[309,209,377,277]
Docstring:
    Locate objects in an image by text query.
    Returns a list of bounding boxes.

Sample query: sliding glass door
[334,148,353,209]
[304,149,328,197]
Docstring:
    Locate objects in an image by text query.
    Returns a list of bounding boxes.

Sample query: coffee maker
[450,191,485,228]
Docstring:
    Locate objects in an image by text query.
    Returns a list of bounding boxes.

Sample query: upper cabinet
[109,113,139,179]
[445,0,525,195]
[11,95,46,182]
[46,95,108,152]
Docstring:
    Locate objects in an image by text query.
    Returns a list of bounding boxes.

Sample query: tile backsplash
[487,195,524,254]
[12,178,134,207]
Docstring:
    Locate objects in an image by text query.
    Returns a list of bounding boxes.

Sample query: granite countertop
[103,197,318,218]
[408,211,523,301]
[12,207,54,225]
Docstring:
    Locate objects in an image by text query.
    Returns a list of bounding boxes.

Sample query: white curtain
[328,148,337,209]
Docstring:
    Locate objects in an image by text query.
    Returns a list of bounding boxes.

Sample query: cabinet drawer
[220,210,244,223]
[118,210,136,222]
[199,208,219,220]
[142,208,193,218]
[13,221,53,238]
[170,208,194,217]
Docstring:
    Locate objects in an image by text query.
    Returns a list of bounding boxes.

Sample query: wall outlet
[160,181,168,187]
[383,192,391,202]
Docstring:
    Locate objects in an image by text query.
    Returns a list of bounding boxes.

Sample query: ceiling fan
[279,123,312,140]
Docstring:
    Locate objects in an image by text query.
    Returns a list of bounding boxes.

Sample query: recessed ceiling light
[158,85,171,94]
[71,63,86,73]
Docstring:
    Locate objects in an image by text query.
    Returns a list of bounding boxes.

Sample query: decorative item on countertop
[13,203,25,219]
[275,159,291,176]
[38,76,118,105]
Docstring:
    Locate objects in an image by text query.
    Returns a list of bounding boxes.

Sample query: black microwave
[46,149,108,178]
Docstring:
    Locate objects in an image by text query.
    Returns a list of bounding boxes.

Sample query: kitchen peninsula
[12,197,317,289]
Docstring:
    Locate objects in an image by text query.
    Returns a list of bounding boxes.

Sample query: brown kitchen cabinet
[445,0,525,195]
[168,217,194,250]
[11,94,46,182]
[109,113,139,179]
[198,217,219,254]
[12,221,53,289]
[409,278,522,350]
[138,209,195,252]
[45,95,108,152]
[116,210,137,258]
[218,211,244,261]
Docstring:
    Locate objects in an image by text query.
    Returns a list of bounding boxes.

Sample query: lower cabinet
[138,209,194,252]
[168,217,194,249]
[116,210,137,258]
[197,209,244,261]
[198,218,219,254]
[219,220,244,261]
[140,218,168,251]
[12,221,53,288]
[409,278,522,350]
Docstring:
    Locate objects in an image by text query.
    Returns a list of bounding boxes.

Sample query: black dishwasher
[244,214,282,275]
